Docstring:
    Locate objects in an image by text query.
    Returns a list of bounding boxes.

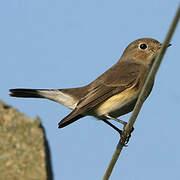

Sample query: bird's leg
[101,119,122,136]
[104,114,134,145]
[105,114,127,128]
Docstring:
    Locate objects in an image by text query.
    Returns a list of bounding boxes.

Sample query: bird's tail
[9,87,88,110]
[9,89,45,98]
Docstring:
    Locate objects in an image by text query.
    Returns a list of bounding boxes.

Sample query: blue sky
[1,0,180,179]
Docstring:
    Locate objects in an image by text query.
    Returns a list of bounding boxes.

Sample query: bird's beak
[159,43,171,49]
[168,43,172,47]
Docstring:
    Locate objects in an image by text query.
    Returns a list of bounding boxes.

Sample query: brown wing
[58,60,146,128]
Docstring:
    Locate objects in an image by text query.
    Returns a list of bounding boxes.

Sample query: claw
[122,126,134,146]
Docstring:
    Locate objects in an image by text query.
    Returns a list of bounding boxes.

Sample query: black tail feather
[10,88,85,128]
[9,89,43,98]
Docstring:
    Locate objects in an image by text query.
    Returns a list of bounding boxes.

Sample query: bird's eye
[139,43,147,50]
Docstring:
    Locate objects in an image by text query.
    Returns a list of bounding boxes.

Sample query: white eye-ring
[139,43,148,50]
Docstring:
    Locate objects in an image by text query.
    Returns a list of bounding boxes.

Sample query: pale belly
[94,87,139,118]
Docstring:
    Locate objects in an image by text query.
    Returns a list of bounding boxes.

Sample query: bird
[9,38,170,136]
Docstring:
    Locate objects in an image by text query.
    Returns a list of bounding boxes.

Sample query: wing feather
[58,61,146,128]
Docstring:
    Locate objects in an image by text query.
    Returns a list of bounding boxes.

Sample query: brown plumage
[9,38,167,131]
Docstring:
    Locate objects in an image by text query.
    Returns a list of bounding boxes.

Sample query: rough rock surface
[0,101,53,180]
